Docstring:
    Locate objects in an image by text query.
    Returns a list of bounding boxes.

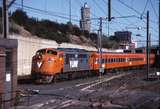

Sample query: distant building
[114,31,136,49]
[80,2,91,32]
[115,31,132,43]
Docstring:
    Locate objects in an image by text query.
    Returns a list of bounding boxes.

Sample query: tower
[80,2,91,32]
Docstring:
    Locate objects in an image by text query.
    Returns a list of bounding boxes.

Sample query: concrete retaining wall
[59,43,97,51]
[9,35,58,76]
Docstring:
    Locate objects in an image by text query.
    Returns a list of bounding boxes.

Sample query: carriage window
[47,50,57,55]
[108,58,111,63]
[115,58,117,62]
[111,58,113,63]
[102,59,105,63]
[122,58,125,62]
[120,58,122,62]
[36,49,46,55]
[118,58,121,62]
[78,54,88,63]
[105,59,108,63]
[116,58,119,62]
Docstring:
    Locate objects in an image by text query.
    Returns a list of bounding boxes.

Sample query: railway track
[15,68,160,109]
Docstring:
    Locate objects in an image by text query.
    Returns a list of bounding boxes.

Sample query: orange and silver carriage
[89,52,155,73]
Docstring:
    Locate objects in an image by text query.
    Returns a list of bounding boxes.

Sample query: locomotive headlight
[60,58,62,61]
[102,64,105,68]
[94,61,98,64]
[94,58,98,64]
[48,58,54,62]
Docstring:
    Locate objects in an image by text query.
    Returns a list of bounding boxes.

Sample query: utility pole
[146,11,149,79]
[108,0,111,21]
[99,17,103,75]
[2,0,8,39]
[108,0,111,37]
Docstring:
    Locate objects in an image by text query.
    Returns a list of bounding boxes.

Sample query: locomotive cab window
[47,50,57,55]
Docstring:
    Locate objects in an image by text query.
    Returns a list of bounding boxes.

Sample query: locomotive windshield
[36,49,46,55]
[47,50,57,55]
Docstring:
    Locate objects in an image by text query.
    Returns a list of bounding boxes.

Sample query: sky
[1,0,159,47]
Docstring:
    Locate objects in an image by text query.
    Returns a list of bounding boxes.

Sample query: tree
[11,9,28,25]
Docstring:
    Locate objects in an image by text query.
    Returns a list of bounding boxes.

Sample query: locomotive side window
[65,54,70,64]
[65,54,75,64]
[78,54,88,63]
[36,49,46,55]
[47,50,57,55]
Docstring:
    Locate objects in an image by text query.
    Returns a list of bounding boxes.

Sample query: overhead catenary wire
[141,0,149,18]
[92,0,106,15]
[11,4,103,34]
[117,0,158,25]
[149,0,158,18]
[116,0,158,40]
[103,0,158,36]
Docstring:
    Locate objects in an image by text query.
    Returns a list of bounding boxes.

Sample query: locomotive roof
[57,48,88,52]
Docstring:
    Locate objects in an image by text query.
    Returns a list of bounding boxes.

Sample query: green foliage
[102,36,120,49]
[10,9,120,48]
[9,20,19,34]
[109,35,120,42]
[11,9,28,26]
[0,18,19,34]
[10,10,80,43]
[89,32,97,41]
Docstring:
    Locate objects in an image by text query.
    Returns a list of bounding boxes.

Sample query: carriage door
[59,53,64,72]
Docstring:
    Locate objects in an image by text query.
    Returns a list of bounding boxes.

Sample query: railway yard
[11,68,160,109]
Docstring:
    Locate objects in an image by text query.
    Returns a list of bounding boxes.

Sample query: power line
[102,0,158,41]
[12,2,80,21]
[117,0,158,24]
[92,0,106,15]
[11,1,80,18]
[11,2,101,29]
[117,0,158,36]
[118,0,141,15]
[141,0,149,18]
[149,0,158,18]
